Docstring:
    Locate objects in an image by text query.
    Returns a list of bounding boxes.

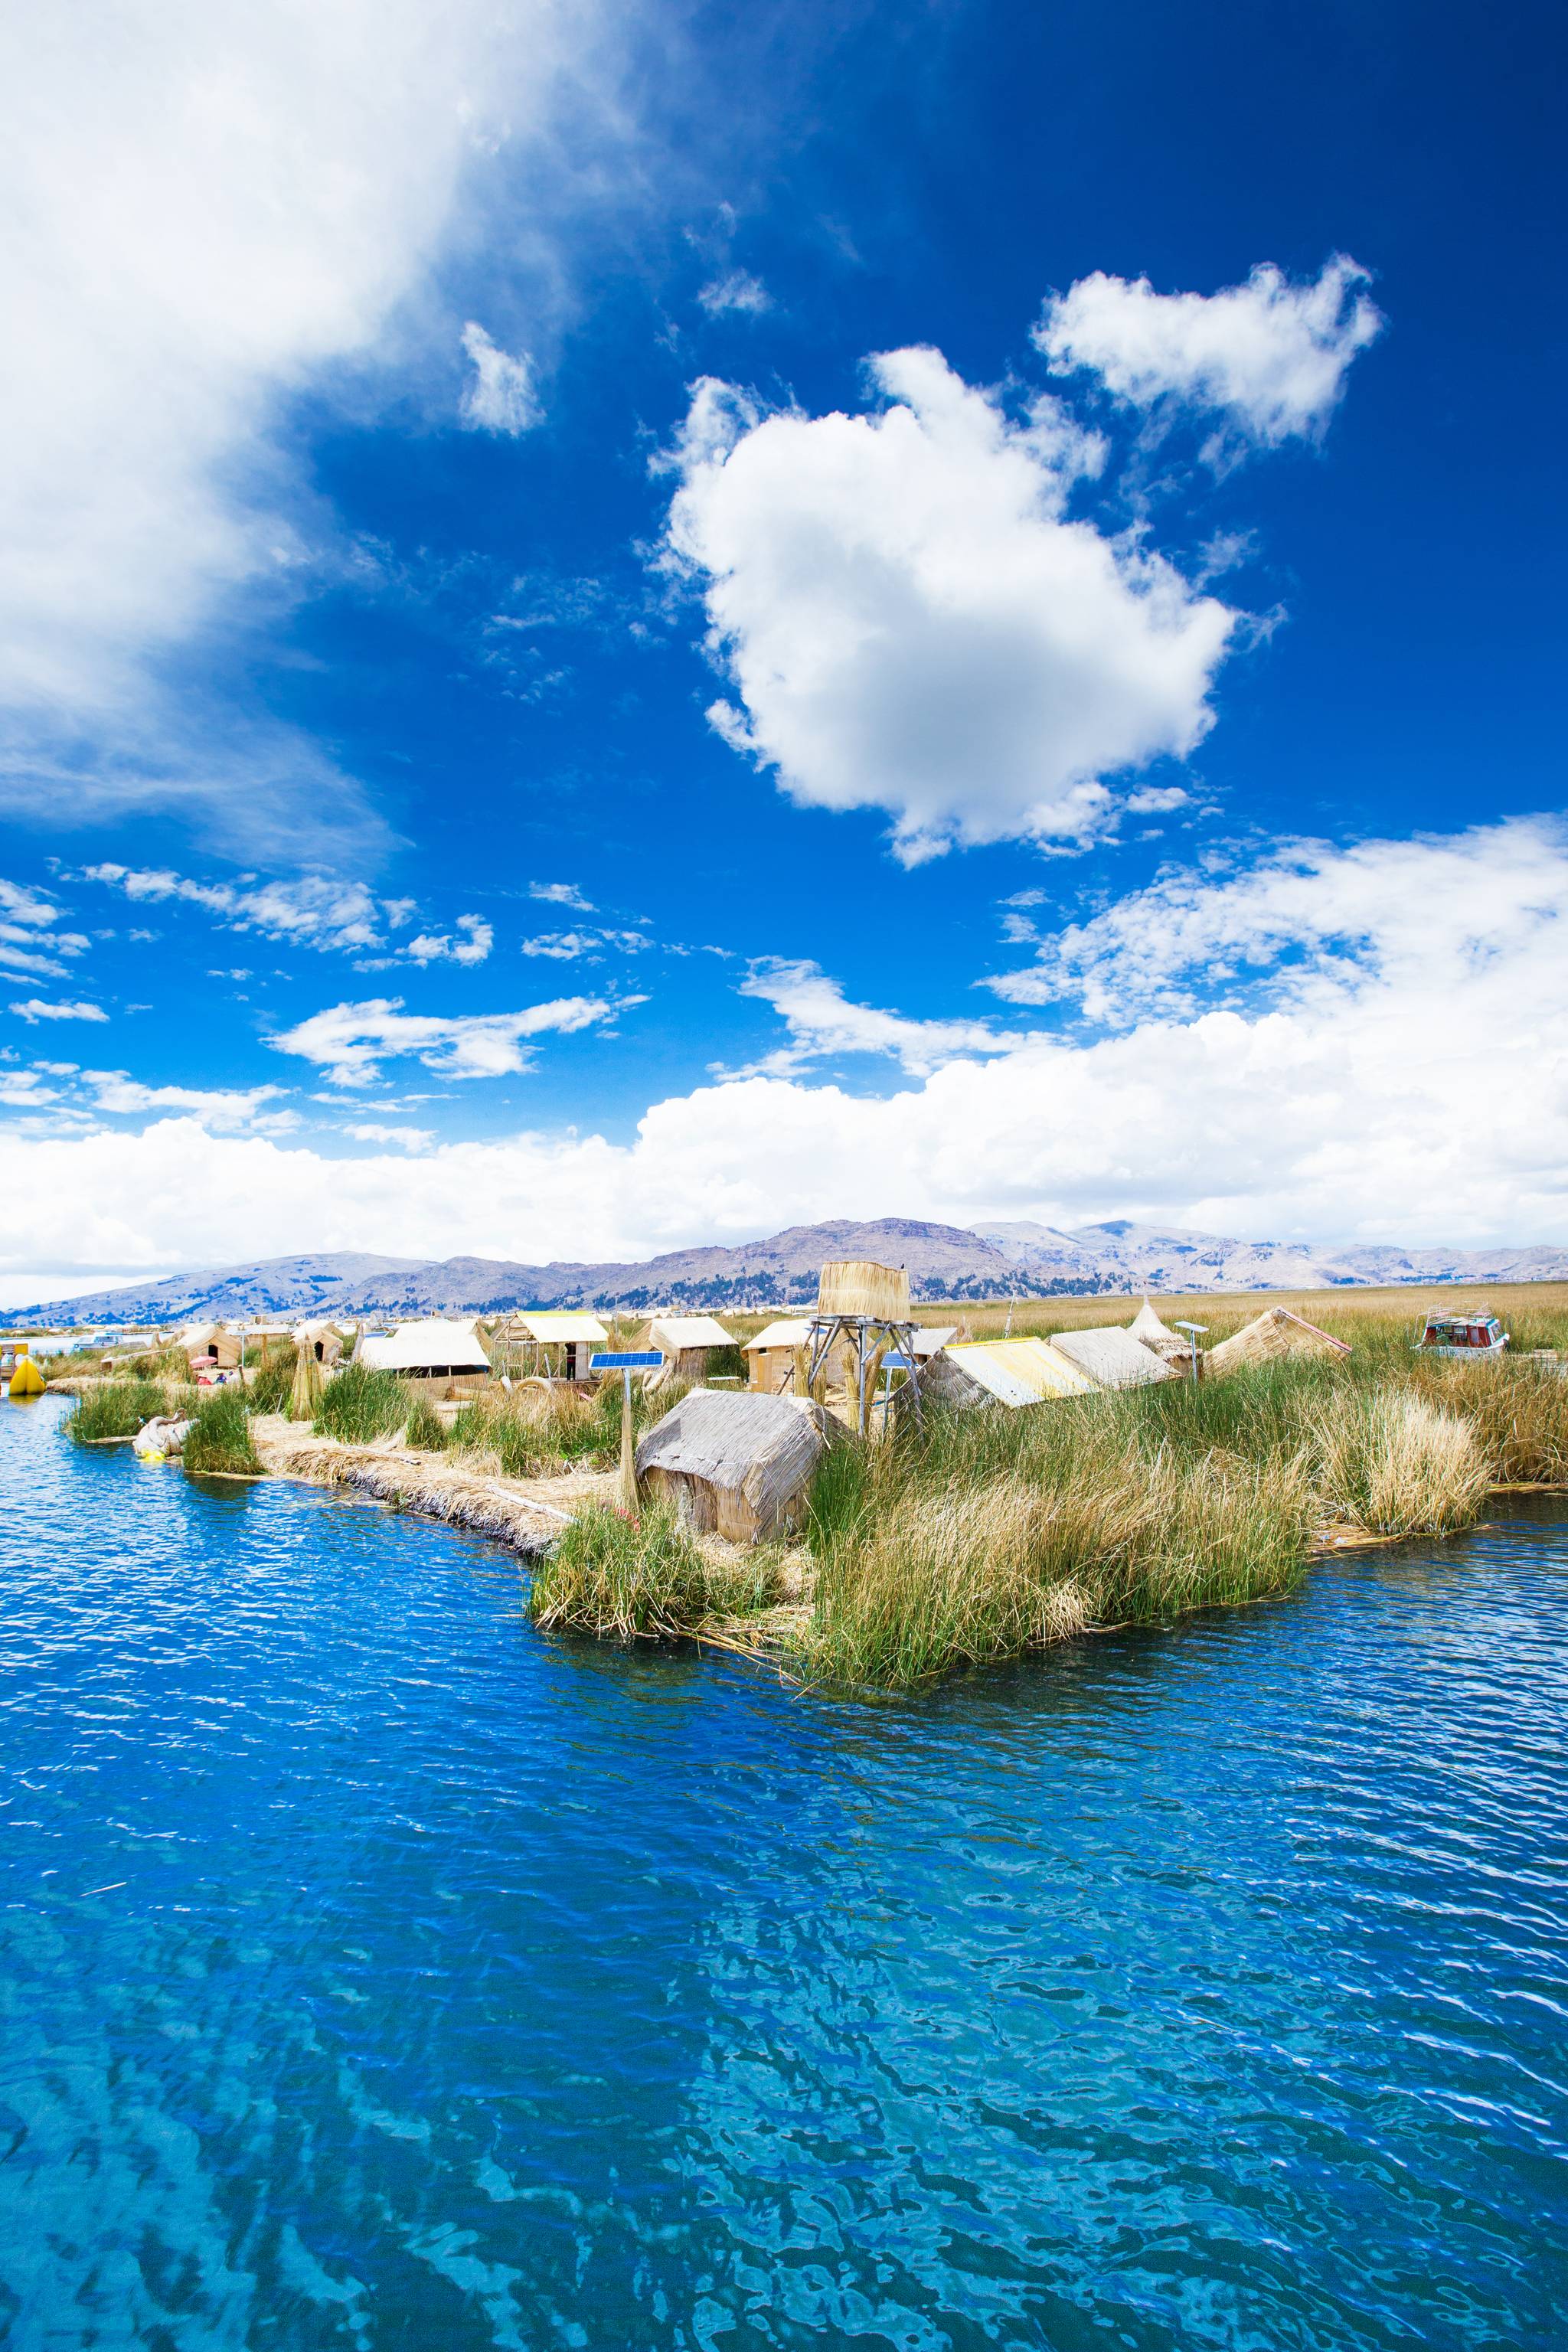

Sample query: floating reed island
[30,1270,1568,1693]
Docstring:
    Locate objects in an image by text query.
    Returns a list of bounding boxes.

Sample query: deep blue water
[2,1396,1566,2350]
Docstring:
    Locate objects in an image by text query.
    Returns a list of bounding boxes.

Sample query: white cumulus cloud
[2,823,1561,1279]
[269,994,627,1086]
[83,1072,292,1132]
[10,998,107,1024]
[663,348,1236,861]
[404,916,494,966]
[1036,256,1383,448]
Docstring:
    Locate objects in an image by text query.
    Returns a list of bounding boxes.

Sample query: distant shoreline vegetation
[46,1290,1568,1697]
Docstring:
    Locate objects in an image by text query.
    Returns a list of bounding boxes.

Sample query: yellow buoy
[7,1357,45,1398]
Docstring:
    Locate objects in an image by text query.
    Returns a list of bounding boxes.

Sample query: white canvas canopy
[1050,1326,1175,1390]
[644,1315,735,1351]
[513,1312,608,1344]
[357,1320,492,1376]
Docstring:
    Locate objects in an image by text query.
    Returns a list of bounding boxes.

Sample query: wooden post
[618,1368,637,1511]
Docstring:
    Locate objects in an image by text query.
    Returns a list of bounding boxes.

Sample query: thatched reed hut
[1126,1298,1194,1363]
[1205,1306,1351,1377]
[635,1387,838,1544]
[292,1318,345,1368]
[636,1313,737,1387]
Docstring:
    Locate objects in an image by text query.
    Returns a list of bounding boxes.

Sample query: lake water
[2,1393,1566,2350]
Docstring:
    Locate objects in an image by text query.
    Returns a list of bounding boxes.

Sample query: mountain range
[13,1218,1568,1325]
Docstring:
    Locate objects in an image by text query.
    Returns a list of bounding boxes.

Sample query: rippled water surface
[3,1396,1567,2349]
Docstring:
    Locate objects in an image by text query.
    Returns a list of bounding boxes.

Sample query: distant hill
[13,1216,1568,1326]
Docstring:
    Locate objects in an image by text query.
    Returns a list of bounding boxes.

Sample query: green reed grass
[799,1393,1315,1691]
[312,1362,408,1445]
[182,1388,261,1479]
[247,1343,299,1416]
[450,1377,689,1478]
[530,1501,783,1639]
[401,1396,448,1453]
[66,1378,168,1445]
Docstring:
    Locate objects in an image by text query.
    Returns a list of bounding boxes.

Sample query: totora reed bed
[54,1300,1568,1693]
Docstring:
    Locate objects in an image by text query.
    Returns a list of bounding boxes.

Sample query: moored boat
[1414,1308,1508,1357]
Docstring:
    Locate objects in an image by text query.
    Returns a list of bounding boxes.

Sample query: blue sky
[2,0,1564,1295]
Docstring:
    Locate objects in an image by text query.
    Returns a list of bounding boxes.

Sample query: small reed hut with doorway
[635,1313,738,1387]
[292,1318,345,1370]
[746,1318,817,1393]
[181,1321,247,1372]
[491,1311,608,1386]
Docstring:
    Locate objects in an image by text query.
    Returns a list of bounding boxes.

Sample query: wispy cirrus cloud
[82,1071,294,1132]
[733,959,1020,1077]
[0,0,602,854]
[84,864,495,969]
[459,322,541,435]
[343,1122,436,1152]
[697,269,771,317]
[0,877,90,981]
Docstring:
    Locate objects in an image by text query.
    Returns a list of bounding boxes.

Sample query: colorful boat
[1414,1309,1508,1358]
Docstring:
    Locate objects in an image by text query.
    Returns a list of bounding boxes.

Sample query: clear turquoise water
[2,1396,1566,2351]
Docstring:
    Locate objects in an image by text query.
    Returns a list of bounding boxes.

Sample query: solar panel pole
[619,1367,636,1512]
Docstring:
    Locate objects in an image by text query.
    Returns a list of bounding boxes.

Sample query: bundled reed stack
[289,1343,325,1419]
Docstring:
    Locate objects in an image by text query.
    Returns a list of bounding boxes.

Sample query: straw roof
[635,1388,835,1542]
[1205,1306,1351,1377]
[746,1318,816,1352]
[358,1319,492,1374]
[511,1312,608,1344]
[943,1337,1099,1407]
[1050,1326,1176,1389]
[643,1314,735,1350]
